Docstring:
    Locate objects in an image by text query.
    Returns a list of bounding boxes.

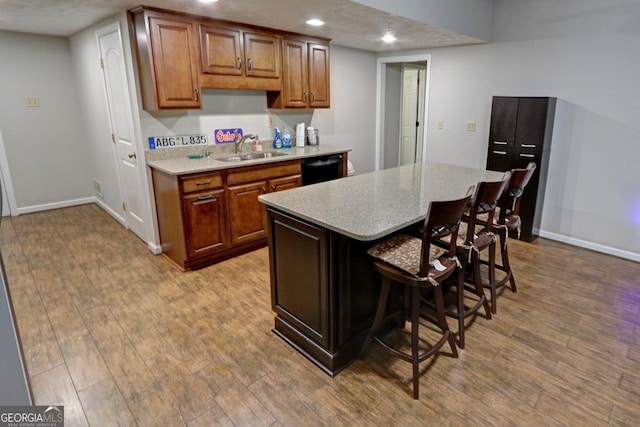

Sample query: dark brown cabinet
[131,8,201,110]
[486,96,557,241]
[268,38,330,109]
[269,211,330,348]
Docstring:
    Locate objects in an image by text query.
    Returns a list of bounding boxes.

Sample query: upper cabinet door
[308,43,330,108]
[281,38,307,108]
[148,16,201,109]
[199,24,243,76]
[243,32,281,78]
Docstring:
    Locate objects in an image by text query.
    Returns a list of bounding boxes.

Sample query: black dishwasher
[301,154,344,185]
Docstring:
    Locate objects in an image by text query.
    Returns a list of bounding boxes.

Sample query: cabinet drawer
[181,173,223,193]
[227,160,301,186]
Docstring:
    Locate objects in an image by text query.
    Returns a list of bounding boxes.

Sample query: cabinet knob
[493,141,508,145]
[195,180,211,186]
[520,144,536,148]
[247,58,253,71]
[303,92,307,102]
[128,153,136,159]
[492,150,507,155]
[261,187,267,193]
[194,88,199,102]
[519,154,535,158]
[237,57,242,69]
[197,194,214,200]
[311,92,315,103]
[270,185,276,192]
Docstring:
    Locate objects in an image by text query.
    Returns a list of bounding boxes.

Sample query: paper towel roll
[296,123,305,147]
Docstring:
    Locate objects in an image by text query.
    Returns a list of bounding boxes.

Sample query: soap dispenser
[273,127,282,149]
[282,127,292,148]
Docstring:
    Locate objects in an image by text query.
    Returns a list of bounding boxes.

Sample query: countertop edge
[147,145,351,176]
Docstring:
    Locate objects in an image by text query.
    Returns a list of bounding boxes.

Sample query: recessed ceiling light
[382,33,397,43]
[199,0,219,4]
[306,19,325,26]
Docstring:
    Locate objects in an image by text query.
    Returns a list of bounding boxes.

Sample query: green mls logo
[0,405,64,427]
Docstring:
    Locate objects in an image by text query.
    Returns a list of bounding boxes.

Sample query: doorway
[0,128,17,217]
[375,54,431,171]
[96,23,147,242]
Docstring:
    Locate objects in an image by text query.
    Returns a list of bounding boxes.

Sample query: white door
[97,23,146,240]
[399,67,419,166]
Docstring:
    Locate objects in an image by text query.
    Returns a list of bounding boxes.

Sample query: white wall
[0,31,92,212]
[381,0,640,259]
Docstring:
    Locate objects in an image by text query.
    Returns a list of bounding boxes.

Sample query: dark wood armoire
[486,96,557,242]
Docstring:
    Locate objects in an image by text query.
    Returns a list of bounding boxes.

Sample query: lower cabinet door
[183,189,229,258]
[228,181,268,245]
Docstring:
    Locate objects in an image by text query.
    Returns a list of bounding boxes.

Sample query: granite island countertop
[259,162,506,241]
[146,144,351,175]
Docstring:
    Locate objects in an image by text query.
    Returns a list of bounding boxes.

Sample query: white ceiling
[0,0,484,52]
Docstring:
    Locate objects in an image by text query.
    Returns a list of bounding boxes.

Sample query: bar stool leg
[434,284,458,358]
[456,266,466,349]
[488,242,498,314]
[500,235,517,292]
[411,286,420,399]
[360,277,392,359]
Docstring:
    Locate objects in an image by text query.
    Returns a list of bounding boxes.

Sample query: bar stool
[478,163,536,303]
[441,172,510,346]
[361,188,473,399]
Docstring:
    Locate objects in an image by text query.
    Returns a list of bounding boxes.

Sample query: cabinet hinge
[122,202,126,211]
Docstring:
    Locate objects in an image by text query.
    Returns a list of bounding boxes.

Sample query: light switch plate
[466,121,476,132]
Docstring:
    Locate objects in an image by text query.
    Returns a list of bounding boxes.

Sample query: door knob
[128,153,136,159]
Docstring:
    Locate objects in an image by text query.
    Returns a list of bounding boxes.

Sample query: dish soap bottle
[273,127,282,149]
[282,127,292,148]
[252,135,262,152]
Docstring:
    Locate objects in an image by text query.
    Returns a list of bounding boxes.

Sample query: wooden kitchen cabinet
[227,161,301,246]
[199,23,282,90]
[131,8,201,110]
[486,96,557,242]
[152,160,300,270]
[183,188,229,258]
[268,37,330,109]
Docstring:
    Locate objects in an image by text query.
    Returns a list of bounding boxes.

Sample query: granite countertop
[146,144,351,175]
[259,162,506,241]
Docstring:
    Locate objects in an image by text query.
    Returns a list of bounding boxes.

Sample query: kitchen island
[259,162,505,376]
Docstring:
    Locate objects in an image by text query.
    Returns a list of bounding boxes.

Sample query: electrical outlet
[466,121,476,132]
[437,119,444,129]
[93,179,103,198]
[24,97,40,107]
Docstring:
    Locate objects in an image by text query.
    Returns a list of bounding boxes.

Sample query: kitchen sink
[218,151,289,162]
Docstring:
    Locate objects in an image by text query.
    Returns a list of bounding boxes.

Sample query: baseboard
[93,198,126,226]
[15,197,95,215]
[538,230,640,263]
[147,241,163,255]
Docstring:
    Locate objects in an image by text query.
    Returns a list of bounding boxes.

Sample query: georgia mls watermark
[0,406,64,427]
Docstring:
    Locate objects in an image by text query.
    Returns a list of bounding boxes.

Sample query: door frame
[0,128,18,216]
[375,54,431,171]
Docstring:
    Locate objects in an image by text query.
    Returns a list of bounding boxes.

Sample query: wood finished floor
[1,204,639,426]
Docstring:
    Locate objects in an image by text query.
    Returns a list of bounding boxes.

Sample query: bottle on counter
[252,135,262,152]
[273,127,282,149]
[282,127,292,148]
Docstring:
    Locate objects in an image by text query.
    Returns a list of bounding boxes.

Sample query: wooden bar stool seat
[360,189,473,399]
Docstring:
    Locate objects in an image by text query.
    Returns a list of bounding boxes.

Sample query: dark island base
[267,208,411,376]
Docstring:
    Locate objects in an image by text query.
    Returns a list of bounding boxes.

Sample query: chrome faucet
[234,133,256,154]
